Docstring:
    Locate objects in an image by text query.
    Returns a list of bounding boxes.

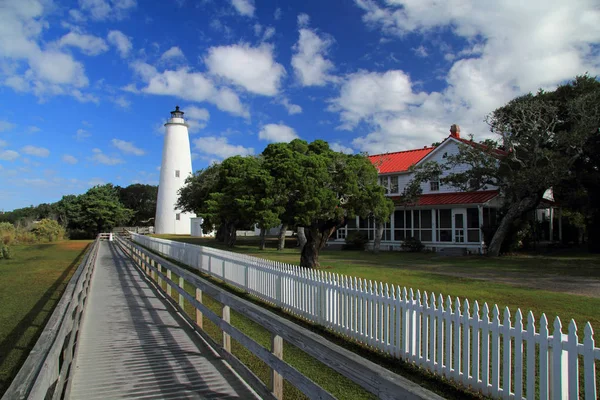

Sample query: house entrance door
[452,209,466,243]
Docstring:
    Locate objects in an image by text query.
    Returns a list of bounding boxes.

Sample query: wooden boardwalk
[66,241,257,400]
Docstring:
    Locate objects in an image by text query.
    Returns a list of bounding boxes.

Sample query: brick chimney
[450,124,460,139]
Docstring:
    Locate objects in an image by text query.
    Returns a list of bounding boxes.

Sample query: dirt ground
[417,267,600,298]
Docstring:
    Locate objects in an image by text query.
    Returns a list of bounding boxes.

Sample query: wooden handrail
[116,236,443,400]
[2,240,100,400]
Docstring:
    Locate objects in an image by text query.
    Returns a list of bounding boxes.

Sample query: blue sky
[1,0,599,211]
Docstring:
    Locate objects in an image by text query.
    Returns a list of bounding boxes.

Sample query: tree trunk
[487,196,539,256]
[301,227,322,268]
[296,226,307,250]
[259,227,267,250]
[226,223,237,247]
[373,219,384,253]
[216,224,227,243]
[277,224,288,251]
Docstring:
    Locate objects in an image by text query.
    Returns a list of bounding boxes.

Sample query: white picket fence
[130,233,599,400]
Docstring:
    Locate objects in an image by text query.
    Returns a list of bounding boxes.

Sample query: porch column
[431,209,436,243]
[549,207,554,242]
[390,209,395,242]
[478,205,484,254]
[558,207,563,243]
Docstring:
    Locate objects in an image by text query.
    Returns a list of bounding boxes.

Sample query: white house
[334,125,508,254]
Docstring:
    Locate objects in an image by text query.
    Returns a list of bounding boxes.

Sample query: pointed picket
[539,314,550,400]
[462,299,470,384]
[525,311,536,400]
[582,322,597,400]
[481,302,491,395]
[444,295,453,378]
[513,309,524,400]
[436,294,444,374]
[552,317,566,399]
[453,297,461,381]
[491,305,501,398]
[567,319,579,400]
[472,301,481,390]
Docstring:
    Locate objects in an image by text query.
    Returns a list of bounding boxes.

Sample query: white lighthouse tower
[155,106,195,234]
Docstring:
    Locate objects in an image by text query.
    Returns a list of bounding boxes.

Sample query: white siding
[382,140,498,196]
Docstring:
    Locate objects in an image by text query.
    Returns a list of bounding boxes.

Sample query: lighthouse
[155,106,195,234]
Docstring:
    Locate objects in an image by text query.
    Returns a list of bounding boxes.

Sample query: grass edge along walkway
[0,241,92,397]
[131,240,486,400]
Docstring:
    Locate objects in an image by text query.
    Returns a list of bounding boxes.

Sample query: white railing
[130,233,599,400]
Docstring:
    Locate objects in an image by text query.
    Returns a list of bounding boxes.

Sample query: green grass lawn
[0,241,91,397]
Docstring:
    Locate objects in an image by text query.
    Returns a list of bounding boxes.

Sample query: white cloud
[274,8,282,20]
[0,139,6,147]
[0,150,19,161]
[91,148,124,165]
[71,89,99,103]
[348,0,600,152]
[88,177,105,186]
[185,105,210,121]
[205,43,285,96]
[0,1,91,100]
[330,142,354,154]
[57,31,109,56]
[75,128,91,141]
[231,0,255,17]
[193,136,254,159]
[297,13,310,27]
[280,97,302,115]
[412,45,428,58]
[107,30,132,58]
[78,0,137,21]
[329,70,424,130]
[69,9,86,22]
[111,139,145,155]
[292,27,336,86]
[112,95,130,109]
[131,63,249,117]
[27,126,41,133]
[262,27,276,41]
[21,145,49,157]
[0,121,15,132]
[258,123,299,143]
[62,154,78,164]
[159,46,185,63]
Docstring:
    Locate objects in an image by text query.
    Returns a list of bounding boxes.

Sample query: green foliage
[401,236,425,252]
[31,219,66,242]
[117,184,158,226]
[0,245,12,260]
[342,231,369,251]
[0,223,15,245]
[73,184,134,236]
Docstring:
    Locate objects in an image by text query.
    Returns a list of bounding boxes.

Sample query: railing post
[157,263,162,288]
[270,333,283,399]
[222,305,231,353]
[179,277,184,308]
[149,258,155,281]
[167,270,172,298]
[196,288,203,329]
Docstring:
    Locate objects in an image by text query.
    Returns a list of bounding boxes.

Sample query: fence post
[270,333,283,399]
[167,270,172,298]
[196,288,203,329]
[549,317,568,400]
[157,263,162,288]
[222,305,231,353]
[178,277,184,308]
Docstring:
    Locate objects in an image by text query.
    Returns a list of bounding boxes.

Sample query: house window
[175,170,180,178]
[379,176,389,194]
[390,176,399,194]
[176,213,181,221]
[430,180,440,191]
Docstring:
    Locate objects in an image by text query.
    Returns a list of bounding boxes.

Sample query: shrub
[1,245,12,259]
[15,230,37,244]
[31,219,66,242]
[401,236,425,252]
[342,231,369,251]
[0,222,15,245]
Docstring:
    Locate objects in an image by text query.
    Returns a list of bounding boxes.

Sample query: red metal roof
[454,137,509,157]
[368,147,435,174]
[390,190,499,206]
